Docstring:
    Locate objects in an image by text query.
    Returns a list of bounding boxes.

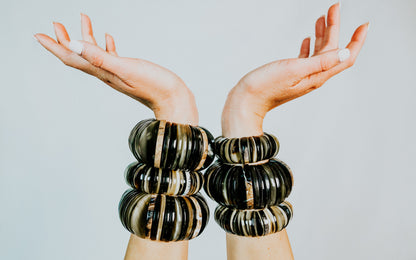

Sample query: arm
[125,235,188,260]
[221,3,368,259]
[35,14,197,259]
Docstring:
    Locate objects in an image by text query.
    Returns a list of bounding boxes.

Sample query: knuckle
[309,85,319,90]
[98,73,115,85]
[319,57,332,71]
[89,53,104,68]
[346,58,356,67]
[61,55,72,66]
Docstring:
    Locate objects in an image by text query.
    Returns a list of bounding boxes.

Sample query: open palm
[222,3,369,137]
[35,14,197,124]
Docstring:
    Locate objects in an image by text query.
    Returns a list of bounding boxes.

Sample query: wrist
[153,88,199,126]
[221,86,266,137]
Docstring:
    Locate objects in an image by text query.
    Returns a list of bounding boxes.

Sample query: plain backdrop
[1,0,415,259]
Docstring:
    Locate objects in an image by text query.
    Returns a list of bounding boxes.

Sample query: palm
[35,14,191,112]
[237,3,368,112]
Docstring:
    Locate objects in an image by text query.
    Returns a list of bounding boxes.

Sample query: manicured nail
[338,48,350,62]
[68,40,84,55]
[33,34,39,42]
[367,22,370,32]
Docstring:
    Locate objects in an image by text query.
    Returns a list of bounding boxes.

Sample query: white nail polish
[338,48,350,62]
[68,40,84,55]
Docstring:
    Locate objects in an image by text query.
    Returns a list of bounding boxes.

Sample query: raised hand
[222,3,369,137]
[34,14,198,125]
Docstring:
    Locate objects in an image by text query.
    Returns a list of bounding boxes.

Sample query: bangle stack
[204,133,294,237]
[119,119,215,241]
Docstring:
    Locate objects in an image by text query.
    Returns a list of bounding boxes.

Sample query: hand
[222,3,369,137]
[34,14,198,125]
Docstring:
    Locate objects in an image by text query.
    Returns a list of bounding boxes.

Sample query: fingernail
[68,40,84,55]
[33,34,39,42]
[367,22,370,32]
[338,48,350,62]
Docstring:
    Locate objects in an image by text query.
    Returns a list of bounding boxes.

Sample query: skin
[222,3,368,260]
[222,3,368,138]
[34,3,368,259]
[34,13,198,126]
[35,13,196,260]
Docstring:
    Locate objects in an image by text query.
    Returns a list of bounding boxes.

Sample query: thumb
[68,40,122,75]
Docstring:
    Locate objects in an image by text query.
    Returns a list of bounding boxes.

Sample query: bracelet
[125,161,204,196]
[128,119,215,171]
[204,158,293,209]
[119,119,214,241]
[214,201,293,237]
[204,132,294,237]
[214,133,279,164]
[119,189,209,241]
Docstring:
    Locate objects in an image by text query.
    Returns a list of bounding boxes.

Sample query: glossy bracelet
[214,132,279,165]
[125,161,204,196]
[119,189,209,241]
[204,158,293,209]
[128,119,215,171]
[214,201,293,237]
[119,119,214,241]
[205,132,294,237]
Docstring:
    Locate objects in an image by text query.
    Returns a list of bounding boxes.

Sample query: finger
[81,13,97,45]
[68,39,123,76]
[313,15,326,55]
[294,47,350,79]
[294,23,369,92]
[323,22,369,78]
[321,2,340,52]
[53,22,71,46]
[34,33,136,96]
[105,33,118,56]
[298,37,311,58]
[35,33,108,76]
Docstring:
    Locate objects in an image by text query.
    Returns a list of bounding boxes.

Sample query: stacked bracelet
[215,201,293,237]
[204,132,294,237]
[125,161,204,196]
[214,133,279,164]
[119,119,214,241]
[204,158,293,209]
[128,119,214,170]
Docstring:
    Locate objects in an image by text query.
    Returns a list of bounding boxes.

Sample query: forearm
[221,86,294,260]
[226,231,293,260]
[125,235,189,260]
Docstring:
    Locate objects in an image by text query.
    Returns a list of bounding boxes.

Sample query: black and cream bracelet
[119,119,214,241]
[204,158,293,209]
[128,119,215,170]
[204,132,294,237]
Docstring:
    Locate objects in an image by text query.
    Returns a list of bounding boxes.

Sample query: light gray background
[1,0,415,259]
